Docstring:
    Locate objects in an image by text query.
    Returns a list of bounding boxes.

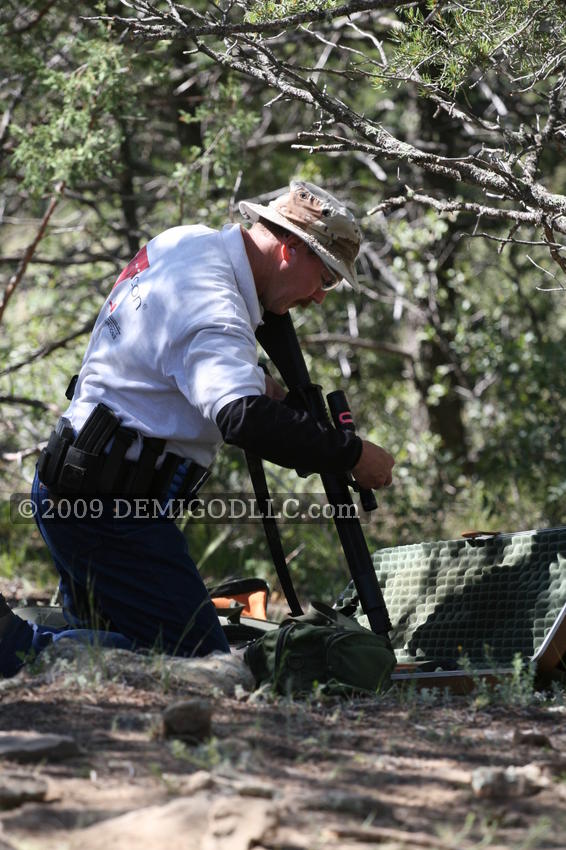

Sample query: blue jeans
[0,471,229,677]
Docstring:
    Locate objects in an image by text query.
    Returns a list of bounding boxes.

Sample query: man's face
[261,237,338,314]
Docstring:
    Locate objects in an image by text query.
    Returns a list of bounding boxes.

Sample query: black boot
[0,593,20,640]
[0,594,36,677]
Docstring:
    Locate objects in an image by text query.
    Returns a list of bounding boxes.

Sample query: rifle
[252,310,392,638]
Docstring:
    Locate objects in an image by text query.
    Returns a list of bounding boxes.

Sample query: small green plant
[459,648,537,708]
[548,680,566,706]
[437,811,479,848]
[150,653,174,694]
[505,653,537,705]
[518,817,553,850]
[386,677,455,712]
[169,736,222,770]
[16,646,43,677]
[148,762,164,781]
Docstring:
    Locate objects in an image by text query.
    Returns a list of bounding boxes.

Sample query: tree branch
[367,191,551,230]
[0,314,97,378]
[543,219,566,278]
[0,182,66,327]
[1,443,47,463]
[0,395,57,412]
[302,333,414,361]
[91,0,410,40]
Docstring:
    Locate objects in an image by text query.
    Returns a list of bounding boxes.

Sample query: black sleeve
[216,394,363,473]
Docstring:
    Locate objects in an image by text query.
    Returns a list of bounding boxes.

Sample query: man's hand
[264,374,287,401]
[352,440,395,490]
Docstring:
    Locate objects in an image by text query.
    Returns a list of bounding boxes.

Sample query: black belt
[37,403,210,499]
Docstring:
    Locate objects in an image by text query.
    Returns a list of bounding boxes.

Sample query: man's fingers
[352,440,395,490]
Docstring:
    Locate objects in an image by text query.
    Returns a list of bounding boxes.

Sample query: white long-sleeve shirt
[65,224,265,467]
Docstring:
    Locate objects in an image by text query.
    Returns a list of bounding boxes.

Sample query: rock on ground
[0,734,79,763]
[162,698,214,741]
[34,642,255,696]
[0,773,48,810]
[70,793,277,850]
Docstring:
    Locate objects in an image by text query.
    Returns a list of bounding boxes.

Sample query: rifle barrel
[256,311,392,636]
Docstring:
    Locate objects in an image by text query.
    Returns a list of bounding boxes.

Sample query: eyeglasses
[304,244,341,291]
[320,261,341,291]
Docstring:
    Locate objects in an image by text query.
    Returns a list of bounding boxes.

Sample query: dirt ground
[1,585,565,850]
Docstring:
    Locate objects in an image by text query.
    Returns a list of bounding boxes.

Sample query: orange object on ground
[212,590,268,620]
[209,578,270,620]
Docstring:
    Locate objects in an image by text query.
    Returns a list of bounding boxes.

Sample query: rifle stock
[255,311,392,637]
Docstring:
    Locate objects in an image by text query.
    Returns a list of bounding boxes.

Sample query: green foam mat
[338,527,566,667]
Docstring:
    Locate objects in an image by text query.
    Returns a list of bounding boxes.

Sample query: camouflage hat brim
[239,198,360,292]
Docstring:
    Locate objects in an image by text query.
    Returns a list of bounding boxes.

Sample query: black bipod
[249,310,392,638]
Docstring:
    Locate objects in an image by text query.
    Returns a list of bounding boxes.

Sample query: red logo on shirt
[113,245,150,290]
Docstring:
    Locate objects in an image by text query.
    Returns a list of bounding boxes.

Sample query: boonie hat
[239,180,362,291]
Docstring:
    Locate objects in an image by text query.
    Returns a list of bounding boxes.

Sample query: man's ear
[280,234,301,262]
[280,243,296,262]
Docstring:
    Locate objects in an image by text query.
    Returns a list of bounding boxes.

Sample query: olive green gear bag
[243,601,396,696]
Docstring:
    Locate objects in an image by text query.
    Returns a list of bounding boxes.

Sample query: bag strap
[245,450,303,617]
[291,600,370,632]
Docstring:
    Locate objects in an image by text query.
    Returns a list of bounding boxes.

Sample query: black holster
[38,403,209,500]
